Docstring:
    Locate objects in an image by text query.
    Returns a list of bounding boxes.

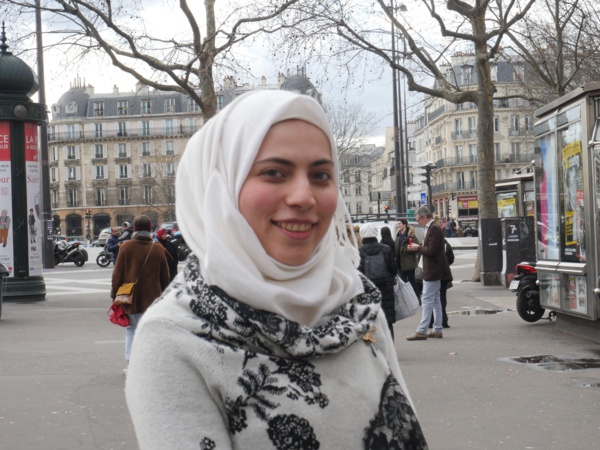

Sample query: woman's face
[239,119,338,266]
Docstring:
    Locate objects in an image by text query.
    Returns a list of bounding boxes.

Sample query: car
[95,227,112,246]
[160,222,179,234]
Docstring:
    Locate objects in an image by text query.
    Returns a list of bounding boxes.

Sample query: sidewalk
[0,280,599,449]
[445,236,478,249]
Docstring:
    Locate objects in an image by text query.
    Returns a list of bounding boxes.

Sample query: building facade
[48,71,321,239]
[412,53,536,228]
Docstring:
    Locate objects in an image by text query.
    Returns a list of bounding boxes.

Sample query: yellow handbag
[114,282,136,305]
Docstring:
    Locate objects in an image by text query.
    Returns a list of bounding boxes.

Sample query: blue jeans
[125,313,143,362]
[417,280,442,334]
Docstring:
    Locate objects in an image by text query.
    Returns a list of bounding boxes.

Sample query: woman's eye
[313,172,332,181]
[261,169,284,178]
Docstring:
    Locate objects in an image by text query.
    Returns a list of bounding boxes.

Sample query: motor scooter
[54,239,86,267]
[509,262,554,322]
[96,244,112,267]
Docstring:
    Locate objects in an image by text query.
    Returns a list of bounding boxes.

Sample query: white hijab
[176,90,364,326]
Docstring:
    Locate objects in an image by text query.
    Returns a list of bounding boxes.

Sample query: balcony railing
[48,124,200,142]
[434,152,533,169]
[432,181,477,194]
[427,105,446,122]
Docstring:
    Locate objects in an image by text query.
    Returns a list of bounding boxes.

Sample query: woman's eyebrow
[254,157,334,167]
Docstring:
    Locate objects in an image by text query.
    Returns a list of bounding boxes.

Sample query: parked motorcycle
[509,262,554,322]
[54,239,87,267]
[96,244,112,267]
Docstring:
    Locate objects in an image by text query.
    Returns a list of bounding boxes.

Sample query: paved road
[1,252,599,449]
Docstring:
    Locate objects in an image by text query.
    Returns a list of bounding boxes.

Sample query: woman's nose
[286,175,316,208]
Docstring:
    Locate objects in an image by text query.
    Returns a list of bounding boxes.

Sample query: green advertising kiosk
[534,82,600,339]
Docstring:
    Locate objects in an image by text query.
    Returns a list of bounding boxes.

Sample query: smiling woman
[125,90,428,450]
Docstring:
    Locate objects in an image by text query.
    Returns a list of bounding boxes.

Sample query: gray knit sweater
[126,255,428,449]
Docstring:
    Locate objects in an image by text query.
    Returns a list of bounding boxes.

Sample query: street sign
[420,192,427,205]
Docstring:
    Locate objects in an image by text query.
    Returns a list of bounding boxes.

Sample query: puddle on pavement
[448,306,504,316]
[570,380,600,388]
[506,354,600,371]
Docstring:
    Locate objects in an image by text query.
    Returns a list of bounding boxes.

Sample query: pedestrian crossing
[43,275,111,297]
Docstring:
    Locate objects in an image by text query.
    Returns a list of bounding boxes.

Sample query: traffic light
[84,209,91,219]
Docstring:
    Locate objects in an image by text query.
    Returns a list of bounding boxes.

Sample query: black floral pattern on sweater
[364,375,428,449]
[180,254,427,449]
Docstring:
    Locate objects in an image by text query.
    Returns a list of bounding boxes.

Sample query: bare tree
[277,0,537,280]
[505,0,600,102]
[2,0,308,119]
[135,155,178,222]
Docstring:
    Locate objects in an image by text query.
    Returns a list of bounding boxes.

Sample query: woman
[395,218,420,297]
[111,215,170,373]
[125,91,427,449]
[380,225,396,252]
[155,227,178,282]
[358,224,398,340]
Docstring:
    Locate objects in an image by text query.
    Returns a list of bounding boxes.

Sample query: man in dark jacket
[358,224,399,340]
[106,227,121,264]
[406,207,450,341]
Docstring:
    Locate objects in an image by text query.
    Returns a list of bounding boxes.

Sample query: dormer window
[462,65,473,85]
[65,102,77,114]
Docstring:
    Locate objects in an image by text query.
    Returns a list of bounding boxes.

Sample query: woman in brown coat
[111,215,169,371]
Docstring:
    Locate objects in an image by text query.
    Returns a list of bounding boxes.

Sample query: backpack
[362,250,390,281]
[445,240,455,266]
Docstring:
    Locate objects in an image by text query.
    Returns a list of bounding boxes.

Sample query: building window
[468,117,476,134]
[165,141,175,156]
[355,185,362,195]
[67,124,76,140]
[119,164,129,178]
[165,119,174,135]
[143,185,153,204]
[51,190,58,209]
[67,166,78,180]
[357,203,362,213]
[96,188,106,206]
[67,146,76,160]
[95,123,103,138]
[167,185,175,203]
[50,167,58,182]
[141,99,151,114]
[456,171,465,189]
[510,115,519,133]
[494,116,499,133]
[355,171,361,182]
[166,162,176,177]
[95,165,105,179]
[141,121,150,136]
[462,65,473,85]
[511,142,520,157]
[118,143,128,158]
[514,65,525,81]
[494,143,501,160]
[67,189,78,207]
[165,98,176,113]
[188,97,200,112]
[142,163,152,178]
[141,142,151,157]
[343,185,350,196]
[51,146,58,161]
[455,145,463,159]
[118,122,127,136]
[469,144,477,161]
[454,118,462,136]
[94,144,104,159]
[119,186,129,205]
[94,101,104,117]
[117,100,128,115]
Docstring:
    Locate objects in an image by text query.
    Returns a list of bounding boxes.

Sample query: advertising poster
[0,122,14,277]
[496,191,518,218]
[537,133,559,260]
[25,122,42,276]
[540,272,560,308]
[562,139,585,261]
[565,275,587,314]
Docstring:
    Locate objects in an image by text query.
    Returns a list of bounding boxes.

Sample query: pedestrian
[118,221,134,244]
[155,227,178,282]
[106,226,121,264]
[0,209,11,247]
[359,224,399,339]
[28,208,36,243]
[406,206,451,340]
[111,215,169,374]
[429,238,455,329]
[395,218,420,298]
[379,225,396,252]
[125,90,427,449]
